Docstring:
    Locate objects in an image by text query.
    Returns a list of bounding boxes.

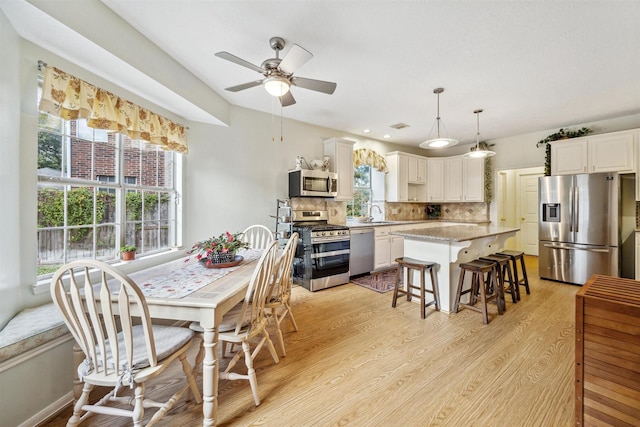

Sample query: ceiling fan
[215,36,337,107]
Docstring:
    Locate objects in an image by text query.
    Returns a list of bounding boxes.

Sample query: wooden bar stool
[480,254,517,305]
[392,257,440,319]
[454,259,503,324]
[496,250,531,296]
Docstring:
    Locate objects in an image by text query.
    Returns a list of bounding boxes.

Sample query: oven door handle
[311,249,350,259]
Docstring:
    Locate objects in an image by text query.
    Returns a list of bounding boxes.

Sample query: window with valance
[38,65,188,154]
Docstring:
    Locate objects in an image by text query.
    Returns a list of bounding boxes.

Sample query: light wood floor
[43,256,580,426]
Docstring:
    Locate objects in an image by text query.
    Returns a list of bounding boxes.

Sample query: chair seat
[92,325,194,373]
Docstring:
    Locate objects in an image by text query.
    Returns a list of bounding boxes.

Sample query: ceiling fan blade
[280,91,296,107]
[225,80,263,92]
[291,76,337,95]
[278,44,313,74]
[215,51,265,74]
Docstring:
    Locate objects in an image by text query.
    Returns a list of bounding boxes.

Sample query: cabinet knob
[521,217,525,221]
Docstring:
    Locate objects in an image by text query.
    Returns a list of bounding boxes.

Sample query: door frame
[495,166,544,254]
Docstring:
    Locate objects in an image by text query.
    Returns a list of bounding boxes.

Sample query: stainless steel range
[291,210,350,292]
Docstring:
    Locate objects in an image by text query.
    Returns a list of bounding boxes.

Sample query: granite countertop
[346,219,490,229]
[390,225,520,242]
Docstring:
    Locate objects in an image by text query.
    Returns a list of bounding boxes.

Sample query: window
[347,165,372,218]
[36,82,179,277]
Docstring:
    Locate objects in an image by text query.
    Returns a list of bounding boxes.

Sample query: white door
[518,171,543,255]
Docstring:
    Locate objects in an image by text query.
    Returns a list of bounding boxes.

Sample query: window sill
[32,247,186,295]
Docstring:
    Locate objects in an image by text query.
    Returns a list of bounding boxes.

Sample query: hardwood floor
[43,256,579,426]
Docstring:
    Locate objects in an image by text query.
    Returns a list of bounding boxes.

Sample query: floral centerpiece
[186,231,249,267]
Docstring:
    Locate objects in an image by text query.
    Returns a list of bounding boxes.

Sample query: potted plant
[186,231,250,267]
[119,245,137,261]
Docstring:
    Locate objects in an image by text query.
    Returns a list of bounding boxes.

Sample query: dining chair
[218,240,280,406]
[50,259,201,427]
[241,224,275,249]
[265,232,299,356]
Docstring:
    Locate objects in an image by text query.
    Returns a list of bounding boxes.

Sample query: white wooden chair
[241,224,275,249]
[218,241,280,406]
[50,259,201,427]
[265,232,299,356]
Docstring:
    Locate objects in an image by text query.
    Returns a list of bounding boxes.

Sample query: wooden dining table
[71,251,263,427]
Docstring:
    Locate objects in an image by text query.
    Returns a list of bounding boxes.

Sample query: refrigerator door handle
[574,186,579,233]
[543,244,610,253]
[568,186,574,232]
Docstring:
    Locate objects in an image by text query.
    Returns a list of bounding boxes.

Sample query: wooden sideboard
[575,275,640,426]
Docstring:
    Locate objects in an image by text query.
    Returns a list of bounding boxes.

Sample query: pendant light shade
[420,88,459,149]
[463,109,495,158]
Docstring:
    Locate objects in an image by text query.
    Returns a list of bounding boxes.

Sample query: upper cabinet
[551,129,636,175]
[443,156,484,202]
[462,156,485,202]
[323,138,355,201]
[407,155,427,184]
[427,158,445,202]
[385,152,428,202]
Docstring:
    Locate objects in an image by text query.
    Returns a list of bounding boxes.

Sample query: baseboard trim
[24,391,73,427]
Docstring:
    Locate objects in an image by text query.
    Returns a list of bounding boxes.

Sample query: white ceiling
[6,0,640,148]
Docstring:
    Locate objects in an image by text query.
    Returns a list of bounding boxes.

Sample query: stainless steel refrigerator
[538,172,634,285]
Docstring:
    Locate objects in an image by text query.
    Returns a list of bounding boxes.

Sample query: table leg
[202,326,219,427]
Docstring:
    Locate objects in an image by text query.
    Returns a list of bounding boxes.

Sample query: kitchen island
[390,225,520,313]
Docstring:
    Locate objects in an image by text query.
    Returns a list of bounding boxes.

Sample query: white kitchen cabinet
[551,129,636,176]
[385,152,429,202]
[323,138,355,201]
[427,158,445,202]
[444,156,463,201]
[462,156,485,202]
[408,156,427,184]
[373,226,404,270]
[443,155,484,202]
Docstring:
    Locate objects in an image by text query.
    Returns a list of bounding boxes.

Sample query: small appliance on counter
[291,209,350,291]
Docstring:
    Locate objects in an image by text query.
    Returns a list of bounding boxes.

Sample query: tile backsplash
[384,202,490,222]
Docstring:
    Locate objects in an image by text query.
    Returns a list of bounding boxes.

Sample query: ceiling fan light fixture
[263,76,290,97]
[420,88,458,149]
[463,109,496,158]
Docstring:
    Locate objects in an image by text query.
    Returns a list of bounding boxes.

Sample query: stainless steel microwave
[288,169,338,198]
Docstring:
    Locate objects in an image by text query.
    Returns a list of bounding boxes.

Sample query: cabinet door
[445,156,463,201]
[416,157,427,184]
[463,156,484,202]
[389,235,404,267]
[324,138,355,201]
[589,132,635,173]
[551,139,588,175]
[407,156,418,183]
[427,158,445,202]
[374,236,391,270]
[636,232,640,281]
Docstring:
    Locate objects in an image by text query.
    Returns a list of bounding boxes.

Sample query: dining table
[70,248,264,427]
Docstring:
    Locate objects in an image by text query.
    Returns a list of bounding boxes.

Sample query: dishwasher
[349,228,374,277]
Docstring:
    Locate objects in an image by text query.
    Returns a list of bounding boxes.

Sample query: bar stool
[392,257,440,319]
[480,253,518,304]
[496,250,531,296]
[454,259,503,324]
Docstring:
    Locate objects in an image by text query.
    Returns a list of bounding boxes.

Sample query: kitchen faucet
[368,204,383,220]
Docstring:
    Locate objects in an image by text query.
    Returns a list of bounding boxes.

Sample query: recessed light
[383,134,391,139]
[363,129,371,133]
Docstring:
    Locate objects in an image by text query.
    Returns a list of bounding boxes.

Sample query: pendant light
[463,109,495,158]
[420,88,459,149]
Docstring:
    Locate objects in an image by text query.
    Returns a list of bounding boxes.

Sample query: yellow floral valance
[353,148,388,173]
[38,66,188,154]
